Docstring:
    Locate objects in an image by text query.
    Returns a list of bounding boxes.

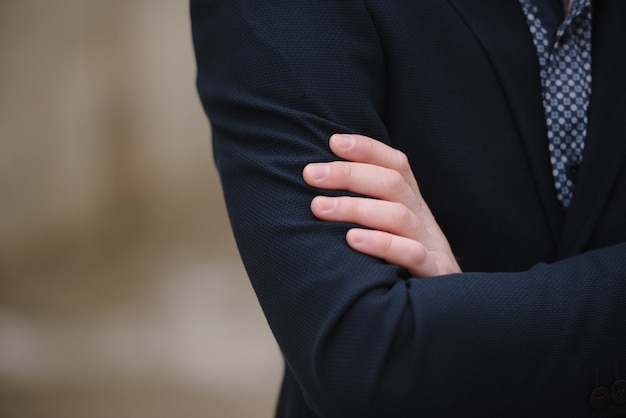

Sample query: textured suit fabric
[191,0,626,416]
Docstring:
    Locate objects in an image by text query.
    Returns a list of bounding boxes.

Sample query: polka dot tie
[519,0,593,208]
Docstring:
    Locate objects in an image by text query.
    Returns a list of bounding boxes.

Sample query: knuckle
[390,203,412,227]
[340,162,353,179]
[380,233,394,255]
[385,169,406,194]
[339,197,360,219]
[409,244,428,266]
[328,161,351,180]
[395,151,412,175]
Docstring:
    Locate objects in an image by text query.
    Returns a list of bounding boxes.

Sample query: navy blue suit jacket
[192,0,626,416]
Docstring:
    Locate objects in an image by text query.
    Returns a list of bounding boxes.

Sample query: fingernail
[315,196,336,211]
[349,229,368,244]
[306,164,329,180]
[332,134,355,150]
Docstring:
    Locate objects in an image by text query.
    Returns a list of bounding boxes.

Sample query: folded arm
[192,1,626,416]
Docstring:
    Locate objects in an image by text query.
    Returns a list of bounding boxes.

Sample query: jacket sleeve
[191,1,626,416]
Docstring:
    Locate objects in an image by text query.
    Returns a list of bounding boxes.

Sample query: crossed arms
[192,0,626,415]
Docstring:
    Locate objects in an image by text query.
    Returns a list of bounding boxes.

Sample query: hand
[303,134,461,277]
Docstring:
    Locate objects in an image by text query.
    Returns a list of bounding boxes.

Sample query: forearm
[192,1,626,415]
[210,122,626,416]
[233,198,625,417]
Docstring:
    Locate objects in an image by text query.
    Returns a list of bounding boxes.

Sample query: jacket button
[590,386,610,410]
[612,380,626,404]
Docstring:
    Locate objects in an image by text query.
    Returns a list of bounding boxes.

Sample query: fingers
[346,229,442,278]
[311,195,423,239]
[304,161,416,210]
[304,133,423,209]
[311,194,461,276]
[304,133,461,277]
[328,134,419,191]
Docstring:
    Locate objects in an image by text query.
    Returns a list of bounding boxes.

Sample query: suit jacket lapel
[557,0,626,257]
[448,0,564,245]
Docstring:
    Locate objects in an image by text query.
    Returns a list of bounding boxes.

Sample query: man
[192,0,626,416]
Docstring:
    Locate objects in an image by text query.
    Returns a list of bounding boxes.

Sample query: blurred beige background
[0,1,282,417]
